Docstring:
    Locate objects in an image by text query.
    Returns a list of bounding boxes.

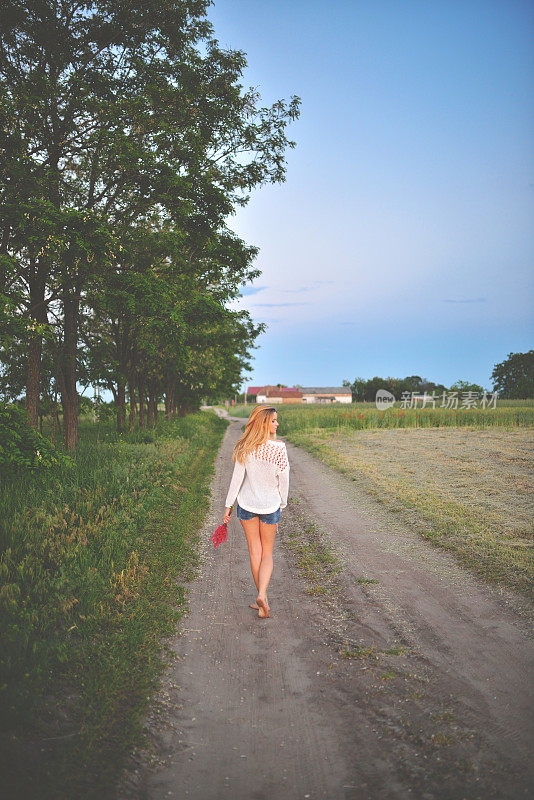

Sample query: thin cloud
[251,302,312,307]
[240,286,268,296]
[443,297,487,303]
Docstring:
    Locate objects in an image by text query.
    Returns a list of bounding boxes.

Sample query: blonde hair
[233,405,278,464]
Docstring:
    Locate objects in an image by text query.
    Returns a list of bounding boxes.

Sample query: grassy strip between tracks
[0,411,228,800]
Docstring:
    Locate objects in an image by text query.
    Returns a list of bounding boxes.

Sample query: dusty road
[118,415,534,800]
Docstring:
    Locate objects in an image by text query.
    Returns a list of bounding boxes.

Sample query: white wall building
[301,387,352,403]
[254,386,352,404]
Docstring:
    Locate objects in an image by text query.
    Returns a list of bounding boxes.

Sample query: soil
[116,413,534,800]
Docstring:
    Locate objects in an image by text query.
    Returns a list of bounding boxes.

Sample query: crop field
[226,399,534,429]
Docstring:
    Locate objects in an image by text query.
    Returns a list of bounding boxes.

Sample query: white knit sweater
[224,438,290,514]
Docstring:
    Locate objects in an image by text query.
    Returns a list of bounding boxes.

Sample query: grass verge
[281,512,343,598]
[0,411,227,799]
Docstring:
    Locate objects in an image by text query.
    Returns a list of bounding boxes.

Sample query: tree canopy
[0,0,301,447]
[491,351,534,399]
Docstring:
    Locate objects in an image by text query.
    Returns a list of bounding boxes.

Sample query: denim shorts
[236,502,281,524]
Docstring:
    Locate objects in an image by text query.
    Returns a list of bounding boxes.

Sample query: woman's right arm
[276,444,290,509]
[223,458,246,520]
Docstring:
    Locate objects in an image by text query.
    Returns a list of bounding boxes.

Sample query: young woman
[223,405,290,619]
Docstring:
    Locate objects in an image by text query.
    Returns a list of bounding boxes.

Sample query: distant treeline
[346,376,478,403]
[246,351,534,407]
[346,351,534,401]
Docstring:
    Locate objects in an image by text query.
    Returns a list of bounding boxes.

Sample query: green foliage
[0,0,300,442]
[0,403,71,478]
[345,375,450,402]
[0,411,227,797]
[449,379,484,393]
[491,350,534,399]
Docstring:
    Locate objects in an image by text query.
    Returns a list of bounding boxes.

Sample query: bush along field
[0,409,228,800]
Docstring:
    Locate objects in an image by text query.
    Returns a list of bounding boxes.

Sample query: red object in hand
[211,522,228,548]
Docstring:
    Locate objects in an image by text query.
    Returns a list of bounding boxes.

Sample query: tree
[1,0,300,448]
[345,377,365,401]
[491,351,534,399]
[450,379,484,394]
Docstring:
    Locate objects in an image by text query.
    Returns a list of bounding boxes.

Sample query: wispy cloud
[240,285,268,296]
[251,302,312,307]
[442,297,487,303]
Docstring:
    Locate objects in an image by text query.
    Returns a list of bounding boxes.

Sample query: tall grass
[226,401,534,431]
[0,411,227,799]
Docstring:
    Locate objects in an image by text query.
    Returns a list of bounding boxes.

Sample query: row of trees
[343,351,533,401]
[342,375,463,403]
[0,1,300,448]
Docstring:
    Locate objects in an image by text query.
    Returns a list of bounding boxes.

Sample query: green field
[225,399,534,430]
[1,411,227,799]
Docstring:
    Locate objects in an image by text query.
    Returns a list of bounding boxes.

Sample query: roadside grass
[284,426,534,598]
[0,411,227,800]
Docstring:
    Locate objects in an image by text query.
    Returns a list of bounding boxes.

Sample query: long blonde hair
[233,405,278,464]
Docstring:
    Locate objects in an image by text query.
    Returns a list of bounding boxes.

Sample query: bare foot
[249,595,267,610]
[256,595,270,618]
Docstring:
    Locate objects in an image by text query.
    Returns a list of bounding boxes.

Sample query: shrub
[0,403,72,478]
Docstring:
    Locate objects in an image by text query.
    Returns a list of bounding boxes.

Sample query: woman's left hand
[223,506,232,524]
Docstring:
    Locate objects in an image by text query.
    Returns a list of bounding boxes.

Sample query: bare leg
[256,520,278,618]
[240,517,267,609]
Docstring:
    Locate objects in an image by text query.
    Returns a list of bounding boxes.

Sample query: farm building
[256,386,303,404]
[249,386,352,404]
[301,387,352,403]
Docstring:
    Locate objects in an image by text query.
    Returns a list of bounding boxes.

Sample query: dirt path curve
[118,415,533,800]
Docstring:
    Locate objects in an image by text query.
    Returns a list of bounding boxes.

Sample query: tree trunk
[26,335,42,429]
[59,294,80,450]
[147,379,157,428]
[25,258,48,429]
[106,381,118,404]
[52,385,58,446]
[138,375,146,429]
[128,375,137,431]
[117,379,126,432]
[153,391,159,425]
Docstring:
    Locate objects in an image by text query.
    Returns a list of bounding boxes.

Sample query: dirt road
[118,415,533,800]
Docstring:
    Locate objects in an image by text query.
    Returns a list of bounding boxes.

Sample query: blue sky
[207,0,534,391]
